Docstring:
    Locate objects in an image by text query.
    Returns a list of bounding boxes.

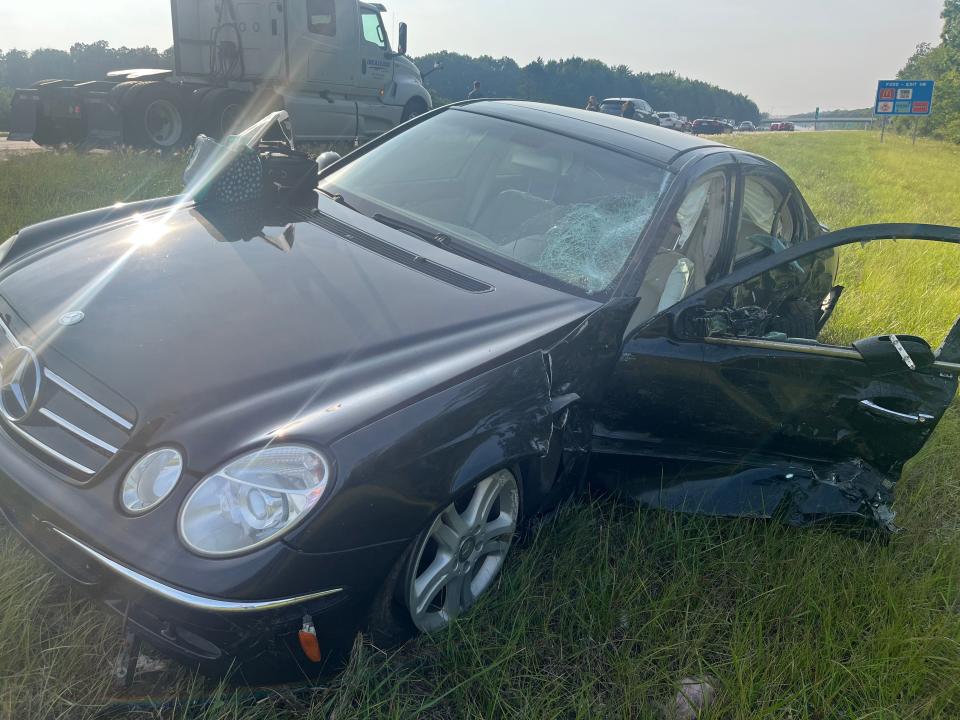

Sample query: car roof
[454,100,725,166]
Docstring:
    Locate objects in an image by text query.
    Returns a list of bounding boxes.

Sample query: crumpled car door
[592,223,960,532]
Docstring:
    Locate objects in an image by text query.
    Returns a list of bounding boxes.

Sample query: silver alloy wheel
[144,99,183,147]
[407,469,520,632]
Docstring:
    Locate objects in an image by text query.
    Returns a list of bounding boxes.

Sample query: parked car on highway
[738,121,757,132]
[656,111,685,130]
[691,118,732,134]
[781,121,796,131]
[770,121,783,131]
[599,97,660,125]
[1,101,957,682]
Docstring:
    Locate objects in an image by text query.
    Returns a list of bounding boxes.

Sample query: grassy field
[1,131,959,719]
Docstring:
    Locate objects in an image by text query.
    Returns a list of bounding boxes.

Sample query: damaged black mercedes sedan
[0,100,958,682]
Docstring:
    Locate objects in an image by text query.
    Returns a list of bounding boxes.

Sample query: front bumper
[0,484,359,679]
[49,524,343,613]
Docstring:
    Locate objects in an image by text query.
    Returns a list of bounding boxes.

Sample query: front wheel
[368,468,521,643]
[401,97,428,123]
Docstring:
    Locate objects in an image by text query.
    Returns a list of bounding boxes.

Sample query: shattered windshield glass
[320,110,670,294]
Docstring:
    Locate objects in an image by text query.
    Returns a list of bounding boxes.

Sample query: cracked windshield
[320,110,669,292]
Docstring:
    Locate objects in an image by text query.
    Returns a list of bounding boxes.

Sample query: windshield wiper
[373,213,452,249]
[317,187,357,211]
[373,213,519,275]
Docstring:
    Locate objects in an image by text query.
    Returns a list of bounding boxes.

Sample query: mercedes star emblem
[0,345,42,423]
[58,310,85,326]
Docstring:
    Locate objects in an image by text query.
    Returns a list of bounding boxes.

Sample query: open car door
[592,224,960,533]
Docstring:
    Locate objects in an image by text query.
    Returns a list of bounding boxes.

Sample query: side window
[361,10,387,48]
[633,171,729,322]
[734,175,801,267]
[307,0,336,36]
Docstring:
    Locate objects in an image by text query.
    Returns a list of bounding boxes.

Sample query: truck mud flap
[82,94,123,147]
[8,89,40,141]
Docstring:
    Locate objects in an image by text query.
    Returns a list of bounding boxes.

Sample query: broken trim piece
[606,458,902,535]
[704,335,861,360]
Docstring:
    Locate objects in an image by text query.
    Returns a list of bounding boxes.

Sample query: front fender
[391,75,431,110]
[287,349,559,554]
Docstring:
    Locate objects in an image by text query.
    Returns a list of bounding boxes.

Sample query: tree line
[414,52,760,121]
[893,0,960,142]
[0,41,760,131]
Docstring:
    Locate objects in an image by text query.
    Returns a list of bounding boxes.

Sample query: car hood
[0,199,598,471]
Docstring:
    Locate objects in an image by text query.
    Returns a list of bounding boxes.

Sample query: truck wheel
[109,80,142,107]
[401,97,428,123]
[199,88,251,139]
[122,82,191,149]
[32,118,67,146]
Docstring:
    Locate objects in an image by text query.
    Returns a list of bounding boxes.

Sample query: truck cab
[9,0,433,149]
[172,0,431,141]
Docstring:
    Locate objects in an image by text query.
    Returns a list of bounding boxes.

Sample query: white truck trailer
[9,0,432,148]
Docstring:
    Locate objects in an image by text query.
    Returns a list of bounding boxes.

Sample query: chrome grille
[0,314,134,479]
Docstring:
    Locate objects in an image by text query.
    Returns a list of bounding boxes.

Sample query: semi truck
[9,0,432,149]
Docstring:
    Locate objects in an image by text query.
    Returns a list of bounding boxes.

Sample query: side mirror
[316,151,342,173]
[397,22,408,56]
[422,61,444,78]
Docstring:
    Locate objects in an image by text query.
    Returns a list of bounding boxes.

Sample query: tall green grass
[0,132,959,718]
[0,150,184,240]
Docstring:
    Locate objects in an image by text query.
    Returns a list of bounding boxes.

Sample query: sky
[0,0,946,114]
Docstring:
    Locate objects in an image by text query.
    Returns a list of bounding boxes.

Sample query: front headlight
[179,445,330,557]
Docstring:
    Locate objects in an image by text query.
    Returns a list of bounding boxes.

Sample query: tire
[32,118,67,146]
[109,80,142,107]
[198,88,251,139]
[366,468,522,645]
[401,97,428,123]
[120,81,191,149]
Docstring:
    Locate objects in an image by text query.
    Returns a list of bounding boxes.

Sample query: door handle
[859,399,935,425]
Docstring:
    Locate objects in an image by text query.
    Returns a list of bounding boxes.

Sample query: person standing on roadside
[585,96,599,111]
[467,81,484,100]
